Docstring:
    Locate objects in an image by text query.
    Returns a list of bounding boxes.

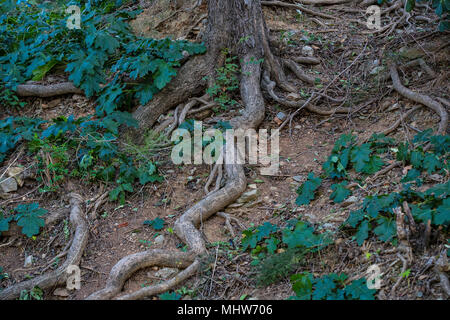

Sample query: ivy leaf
[434,198,450,226]
[296,172,322,205]
[422,153,441,174]
[13,203,47,238]
[158,292,181,300]
[355,220,369,245]
[290,272,313,300]
[143,217,165,230]
[312,275,337,300]
[346,209,364,228]
[351,144,371,172]
[344,278,376,300]
[265,237,280,254]
[410,204,432,223]
[410,151,424,169]
[373,216,396,243]
[330,181,351,203]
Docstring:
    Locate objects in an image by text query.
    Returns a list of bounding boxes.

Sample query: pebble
[154,268,178,279]
[0,177,17,193]
[301,45,314,57]
[24,255,33,268]
[154,234,165,245]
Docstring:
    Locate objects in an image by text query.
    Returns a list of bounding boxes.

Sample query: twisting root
[0,193,88,300]
[262,74,351,115]
[261,1,336,20]
[165,104,181,136]
[380,105,422,136]
[390,63,448,135]
[217,212,245,238]
[204,162,220,194]
[390,207,413,298]
[86,250,196,300]
[16,82,83,97]
[87,52,265,300]
[283,59,318,85]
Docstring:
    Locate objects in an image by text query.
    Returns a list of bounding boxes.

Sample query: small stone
[301,45,314,57]
[236,189,259,203]
[248,184,257,189]
[292,175,303,183]
[7,167,24,187]
[370,66,385,75]
[0,177,17,193]
[154,268,178,279]
[24,255,33,268]
[287,93,301,101]
[341,195,358,207]
[154,234,165,245]
[53,288,70,297]
[276,112,287,121]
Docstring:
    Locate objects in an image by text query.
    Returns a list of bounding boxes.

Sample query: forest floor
[0,0,449,300]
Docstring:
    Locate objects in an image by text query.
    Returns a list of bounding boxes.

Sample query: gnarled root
[389,63,448,135]
[86,51,265,300]
[132,55,211,134]
[15,82,83,97]
[0,193,88,300]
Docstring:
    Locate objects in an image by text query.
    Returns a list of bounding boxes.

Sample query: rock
[340,195,358,207]
[154,268,178,279]
[24,255,33,268]
[322,223,336,231]
[301,45,314,57]
[399,46,424,60]
[53,288,70,297]
[44,98,61,109]
[7,166,24,187]
[293,175,303,183]
[236,189,259,203]
[276,112,287,121]
[248,184,257,189]
[0,177,17,193]
[370,66,385,75]
[154,234,165,245]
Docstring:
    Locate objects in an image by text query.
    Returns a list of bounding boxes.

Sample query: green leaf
[143,217,165,230]
[296,172,322,205]
[13,203,47,238]
[355,220,369,246]
[158,291,181,300]
[351,144,371,172]
[422,153,441,174]
[434,198,450,226]
[330,181,351,203]
[373,216,397,242]
[344,278,376,300]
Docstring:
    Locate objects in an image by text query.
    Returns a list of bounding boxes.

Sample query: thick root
[389,63,448,135]
[15,82,83,97]
[0,193,88,300]
[86,52,265,300]
[132,55,211,133]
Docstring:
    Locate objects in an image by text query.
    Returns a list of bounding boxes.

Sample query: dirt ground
[0,0,449,300]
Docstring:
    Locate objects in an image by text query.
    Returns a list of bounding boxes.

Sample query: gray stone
[0,177,17,193]
[53,288,70,297]
[154,268,178,279]
[301,45,314,57]
[237,189,259,203]
[370,66,385,75]
[293,175,303,183]
[341,195,358,207]
[154,234,165,245]
[24,255,33,268]
[276,112,287,121]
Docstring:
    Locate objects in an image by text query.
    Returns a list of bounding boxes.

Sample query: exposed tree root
[380,105,421,136]
[15,82,83,97]
[283,59,318,85]
[261,1,336,20]
[86,250,196,300]
[132,55,211,133]
[389,63,448,135]
[217,212,246,238]
[0,193,87,300]
[292,56,321,65]
[87,44,265,299]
